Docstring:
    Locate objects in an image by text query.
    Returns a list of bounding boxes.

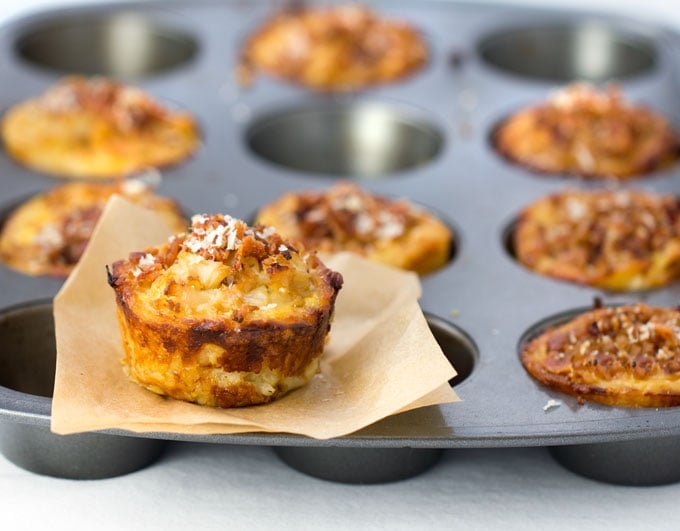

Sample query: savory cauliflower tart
[1,76,199,179]
[0,180,186,277]
[240,4,427,91]
[494,83,678,179]
[256,181,452,275]
[513,189,680,291]
[522,303,680,407]
[108,214,343,408]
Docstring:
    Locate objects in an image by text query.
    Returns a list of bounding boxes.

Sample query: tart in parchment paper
[108,214,343,408]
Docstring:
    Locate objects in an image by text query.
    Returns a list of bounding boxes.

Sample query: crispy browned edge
[108,255,343,407]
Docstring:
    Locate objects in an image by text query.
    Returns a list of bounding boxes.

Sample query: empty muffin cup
[246,102,444,179]
[426,314,476,387]
[478,21,656,82]
[14,11,198,78]
[0,301,165,479]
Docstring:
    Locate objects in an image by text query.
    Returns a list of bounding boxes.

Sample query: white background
[2,1,680,530]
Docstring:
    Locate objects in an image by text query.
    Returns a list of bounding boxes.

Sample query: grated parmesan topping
[138,253,156,269]
[181,214,292,263]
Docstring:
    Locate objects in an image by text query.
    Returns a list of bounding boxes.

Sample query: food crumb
[543,399,562,412]
[450,309,460,318]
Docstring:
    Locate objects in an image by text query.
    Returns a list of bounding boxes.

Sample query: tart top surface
[110,214,342,325]
[495,83,679,179]
[255,181,452,275]
[514,189,680,290]
[1,76,199,179]
[241,4,427,91]
[0,179,186,277]
[522,304,680,407]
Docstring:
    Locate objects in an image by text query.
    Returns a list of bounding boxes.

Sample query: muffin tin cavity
[0,301,55,397]
[426,314,476,387]
[0,301,166,479]
[478,22,657,82]
[14,12,198,78]
[246,102,443,178]
[549,436,680,486]
[273,446,442,484]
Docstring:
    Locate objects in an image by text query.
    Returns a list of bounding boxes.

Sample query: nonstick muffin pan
[1,0,680,484]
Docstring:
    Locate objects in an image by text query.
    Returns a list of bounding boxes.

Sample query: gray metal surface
[0,301,166,478]
[1,0,679,472]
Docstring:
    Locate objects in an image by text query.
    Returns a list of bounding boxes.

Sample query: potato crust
[255,181,452,275]
[0,180,186,277]
[514,189,680,291]
[494,83,679,180]
[108,214,343,408]
[1,76,199,179]
[521,304,680,407]
[240,4,427,91]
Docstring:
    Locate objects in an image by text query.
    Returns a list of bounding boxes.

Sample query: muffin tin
[1,0,680,484]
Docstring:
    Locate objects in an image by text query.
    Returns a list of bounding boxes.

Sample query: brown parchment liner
[51,196,459,439]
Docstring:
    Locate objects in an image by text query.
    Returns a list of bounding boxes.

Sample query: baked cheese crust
[514,189,680,291]
[522,304,680,407]
[0,180,186,277]
[1,76,199,179]
[108,214,343,408]
[494,84,678,180]
[240,4,427,91]
[256,181,452,275]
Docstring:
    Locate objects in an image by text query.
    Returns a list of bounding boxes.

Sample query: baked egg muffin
[0,180,186,277]
[513,189,680,291]
[240,4,427,91]
[255,181,452,275]
[494,83,679,179]
[522,303,680,407]
[108,214,343,408]
[1,76,199,179]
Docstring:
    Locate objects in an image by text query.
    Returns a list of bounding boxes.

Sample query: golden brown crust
[494,84,679,180]
[1,76,199,179]
[255,181,452,275]
[514,189,680,291]
[240,4,427,91]
[108,214,343,408]
[521,304,680,407]
[0,180,186,277]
